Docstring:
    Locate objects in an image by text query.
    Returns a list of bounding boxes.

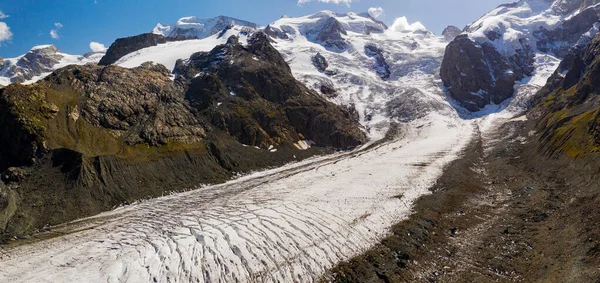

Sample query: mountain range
[1,1,600,281]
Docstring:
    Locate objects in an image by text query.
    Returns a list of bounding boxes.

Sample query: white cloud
[297,0,353,6]
[50,22,63,39]
[388,17,427,33]
[0,10,8,19]
[0,22,12,43]
[89,41,107,52]
[368,7,385,19]
[50,29,59,39]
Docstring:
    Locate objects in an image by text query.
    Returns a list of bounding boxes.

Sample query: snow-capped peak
[268,10,387,38]
[465,0,600,56]
[0,44,104,86]
[152,15,258,39]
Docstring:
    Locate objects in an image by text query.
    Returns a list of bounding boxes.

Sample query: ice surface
[0,114,474,283]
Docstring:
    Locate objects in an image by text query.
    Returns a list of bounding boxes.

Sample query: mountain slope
[441,0,600,111]
[112,12,462,138]
[532,31,600,157]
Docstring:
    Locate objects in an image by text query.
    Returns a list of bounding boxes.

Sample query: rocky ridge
[0,32,365,241]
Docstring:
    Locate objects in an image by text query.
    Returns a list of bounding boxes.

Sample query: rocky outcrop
[364,44,391,80]
[306,17,349,51]
[442,25,462,41]
[264,24,289,40]
[440,35,531,111]
[174,32,366,148]
[312,52,329,72]
[153,16,258,39]
[0,32,365,241]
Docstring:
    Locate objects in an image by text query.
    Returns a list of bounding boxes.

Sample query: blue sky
[0,0,508,58]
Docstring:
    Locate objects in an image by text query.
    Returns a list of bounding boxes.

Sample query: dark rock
[364,44,391,79]
[485,30,502,41]
[175,32,366,148]
[440,35,533,111]
[320,81,337,98]
[1,168,26,183]
[264,24,289,40]
[306,17,349,51]
[99,33,168,66]
[312,53,329,72]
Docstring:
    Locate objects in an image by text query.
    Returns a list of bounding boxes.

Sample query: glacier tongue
[0,113,474,283]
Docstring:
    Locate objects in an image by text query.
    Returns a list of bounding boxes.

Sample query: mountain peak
[442,25,462,41]
[152,15,258,39]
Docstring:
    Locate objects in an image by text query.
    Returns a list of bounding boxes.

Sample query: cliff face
[531,31,600,158]
[0,33,365,241]
[174,32,366,148]
[440,35,531,111]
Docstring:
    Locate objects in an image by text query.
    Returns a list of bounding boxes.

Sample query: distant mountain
[441,25,461,41]
[152,15,258,39]
[0,32,365,241]
[98,16,259,66]
[0,45,103,86]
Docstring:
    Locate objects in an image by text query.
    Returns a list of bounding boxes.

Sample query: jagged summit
[152,15,258,39]
[442,25,462,41]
